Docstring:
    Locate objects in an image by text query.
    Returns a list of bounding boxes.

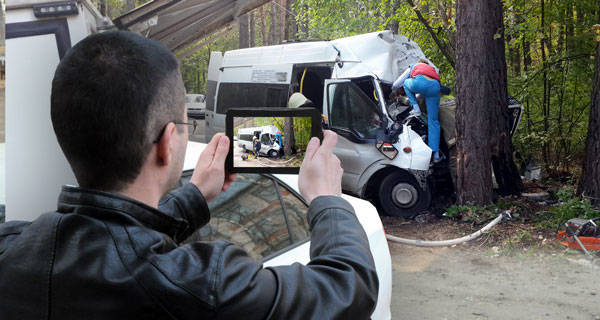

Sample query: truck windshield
[327,81,383,140]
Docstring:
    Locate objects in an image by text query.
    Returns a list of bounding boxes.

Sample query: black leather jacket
[0,183,378,319]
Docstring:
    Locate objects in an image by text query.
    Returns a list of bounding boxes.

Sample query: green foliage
[179,33,239,94]
[507,0,597,172]
[171,0,597,174]
[444,201,520,224]
[536,187,600,229]
[295,0,456,86]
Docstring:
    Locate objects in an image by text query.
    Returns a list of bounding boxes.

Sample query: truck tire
[268,149,279,158]
[377,170,431,218]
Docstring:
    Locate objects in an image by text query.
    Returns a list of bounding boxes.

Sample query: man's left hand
[190,133,236,202]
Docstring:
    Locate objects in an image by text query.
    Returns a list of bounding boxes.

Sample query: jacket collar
[57,185,189,238]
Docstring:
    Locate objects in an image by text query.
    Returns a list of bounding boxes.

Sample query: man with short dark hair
[0,31,378,319]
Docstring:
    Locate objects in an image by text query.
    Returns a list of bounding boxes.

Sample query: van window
[216,83,289,114]
[327,82,383,140]
[240,134,253,142]
[261,134,271,145]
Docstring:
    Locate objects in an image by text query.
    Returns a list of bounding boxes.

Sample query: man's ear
[156,122,176,166]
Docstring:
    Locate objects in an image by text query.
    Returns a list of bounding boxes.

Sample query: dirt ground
[232,143,304,168]
[389,243,599,319]
[384,217,600,319]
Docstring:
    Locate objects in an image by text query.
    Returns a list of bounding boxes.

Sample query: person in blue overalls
[392,59,444,163]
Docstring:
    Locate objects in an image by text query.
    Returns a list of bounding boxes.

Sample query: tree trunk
[387,0,401,34]
[260,6,268,45]
[290,0,298,40]
[507,4,522,76]
[283,117,295,156]
[455,0,494,205]
[126,0,135,11]
[269,2,277,45]
[578,3,600,206]
[284,0,292,40]
[249,12,256,47]
[280,0,287,42]
[299,4,309,39]
[239,13,249,49]
[488,0,523,196]
[99,0,109,16]
[541,0,551,169]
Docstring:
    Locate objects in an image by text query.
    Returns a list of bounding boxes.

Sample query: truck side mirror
[376,140,398,160]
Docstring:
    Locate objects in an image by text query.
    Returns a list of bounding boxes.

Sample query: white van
[206,31,438,217]
[204,31,523,218]
[185,94,206,119]
[237,125,282,157]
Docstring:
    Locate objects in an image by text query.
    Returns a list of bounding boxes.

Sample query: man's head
[51,31,186,193]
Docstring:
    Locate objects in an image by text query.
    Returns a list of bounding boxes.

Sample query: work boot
[432,151,444,164]
[409,104,421,117]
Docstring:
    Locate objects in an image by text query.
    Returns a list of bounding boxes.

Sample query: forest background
[96,0,600,204]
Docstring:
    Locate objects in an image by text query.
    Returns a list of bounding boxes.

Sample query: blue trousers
[404,75,441,153]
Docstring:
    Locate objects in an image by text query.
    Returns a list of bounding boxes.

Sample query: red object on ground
[557,231,600,250]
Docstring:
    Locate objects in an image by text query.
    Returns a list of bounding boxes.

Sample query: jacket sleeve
[392,66,412,91]
[213,196,379,320]
[158,183,211,242]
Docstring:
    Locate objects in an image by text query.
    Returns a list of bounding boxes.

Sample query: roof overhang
[113,0,270,54]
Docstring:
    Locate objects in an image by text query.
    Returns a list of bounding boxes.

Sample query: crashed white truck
[205,31,523,218]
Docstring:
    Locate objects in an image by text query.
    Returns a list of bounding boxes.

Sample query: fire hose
[386,210,513,247]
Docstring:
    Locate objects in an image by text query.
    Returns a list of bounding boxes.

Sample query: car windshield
[178,172,309,260]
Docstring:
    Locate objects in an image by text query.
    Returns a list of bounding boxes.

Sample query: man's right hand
[298,130,343,204]
[190,133,236,203]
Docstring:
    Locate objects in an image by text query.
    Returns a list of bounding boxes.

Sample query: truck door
[323,79,386,194]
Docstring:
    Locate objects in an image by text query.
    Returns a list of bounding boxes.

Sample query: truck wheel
[377,170,431,218]
[268,149,279,158]
[242,145,247,153]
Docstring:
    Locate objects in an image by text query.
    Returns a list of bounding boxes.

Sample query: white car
[185,94,206,119]
[181,142,392,319]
